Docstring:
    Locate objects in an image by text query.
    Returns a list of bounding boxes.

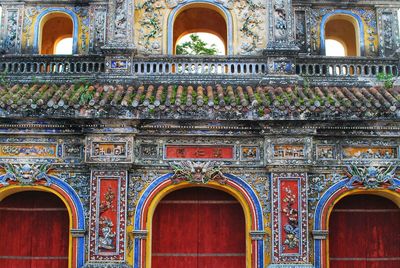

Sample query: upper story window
[39,13,73,55]
[323,14,360,57]
[169,2,232,55]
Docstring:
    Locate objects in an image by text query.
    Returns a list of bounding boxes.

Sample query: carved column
[266,0,298,51]
[377,7,400,58]
[89,3,108,54]
[102,0,136,74]
[264,0,298,76]
[0,4,24,54]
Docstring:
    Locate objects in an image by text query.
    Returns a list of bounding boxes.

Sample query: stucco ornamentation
[0,163,54,186]
[170,161,228,184]
[345,164,399,190]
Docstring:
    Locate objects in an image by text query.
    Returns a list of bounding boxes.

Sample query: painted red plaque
[279,179,299,254]
[165,145,234,159]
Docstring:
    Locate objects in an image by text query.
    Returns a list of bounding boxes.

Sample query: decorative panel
[273,145,305,159]
[294,9,307,52]
[164,145,234,160]
[3,7,22,54]
[315,144,336,160]
[89,170,127,261]
[272,173,308,263]
[0,138,63,163]
[0,143,59,158]
[240,146,260,161]
[85,136,133,163]
[342,146,397,160]
[89,6,107,53]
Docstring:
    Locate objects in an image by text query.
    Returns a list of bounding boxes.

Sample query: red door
[152,187,246,268]
[329,194,400,268]
[0,191,69,268]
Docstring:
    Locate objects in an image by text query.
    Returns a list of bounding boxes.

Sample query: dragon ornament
[345,163,400,190]
[169,161,228,184]
[0,163,54,186]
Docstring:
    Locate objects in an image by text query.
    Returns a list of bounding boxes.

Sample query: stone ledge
[83,263,131,268]
[268,264,314,268]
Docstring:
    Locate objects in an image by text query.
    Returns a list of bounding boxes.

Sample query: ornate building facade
[0,0,399,267]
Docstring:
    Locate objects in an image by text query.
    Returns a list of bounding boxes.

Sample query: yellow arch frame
[324,189,400,268]
[144,181,254,268]
[324,14,361,56]
[0,185,74,268]
[38,12,74,55]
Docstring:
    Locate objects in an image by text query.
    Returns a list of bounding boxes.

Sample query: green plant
[0,71,10,87]
[377,72,394,89]
[176,34,219,55]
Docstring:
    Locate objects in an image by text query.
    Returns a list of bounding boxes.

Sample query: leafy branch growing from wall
[377,72,394,89]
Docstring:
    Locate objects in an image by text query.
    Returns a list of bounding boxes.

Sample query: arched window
[324,14,360,56]
[39,13,73,55]
[169,3,231,55]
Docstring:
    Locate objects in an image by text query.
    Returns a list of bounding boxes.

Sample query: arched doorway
[329,194,400,268]
[39,12,73,54]
[151,187,246,268]
[167,2,232,55]
[323,14,360,56]
[0,191,69,268]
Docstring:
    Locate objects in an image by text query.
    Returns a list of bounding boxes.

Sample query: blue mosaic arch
[320,10,365,56]
[133,173,265,268]
[313,178,400,268]
[49,175,86,268]
[33,8,79,54]
[167,0,234,55]
[0,174,86,268]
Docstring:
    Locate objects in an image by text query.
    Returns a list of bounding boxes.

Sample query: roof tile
[0,84,398,119]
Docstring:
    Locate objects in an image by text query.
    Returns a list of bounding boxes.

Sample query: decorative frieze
[342,146,397,160]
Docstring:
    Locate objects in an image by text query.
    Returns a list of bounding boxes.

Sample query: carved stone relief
[90,6,107,52]
[377,9,399,57]
[2,7,22,54]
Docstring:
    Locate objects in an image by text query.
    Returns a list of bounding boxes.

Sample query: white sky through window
[325,39,346,56]
[54,37,73,55]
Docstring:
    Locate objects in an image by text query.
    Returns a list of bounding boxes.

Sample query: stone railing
[130,56,269,76]
[1,54,398,84]
[295,56,399,77]
[0,55,105,75]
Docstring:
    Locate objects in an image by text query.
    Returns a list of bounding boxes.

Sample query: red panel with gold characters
[165,145,234,160]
